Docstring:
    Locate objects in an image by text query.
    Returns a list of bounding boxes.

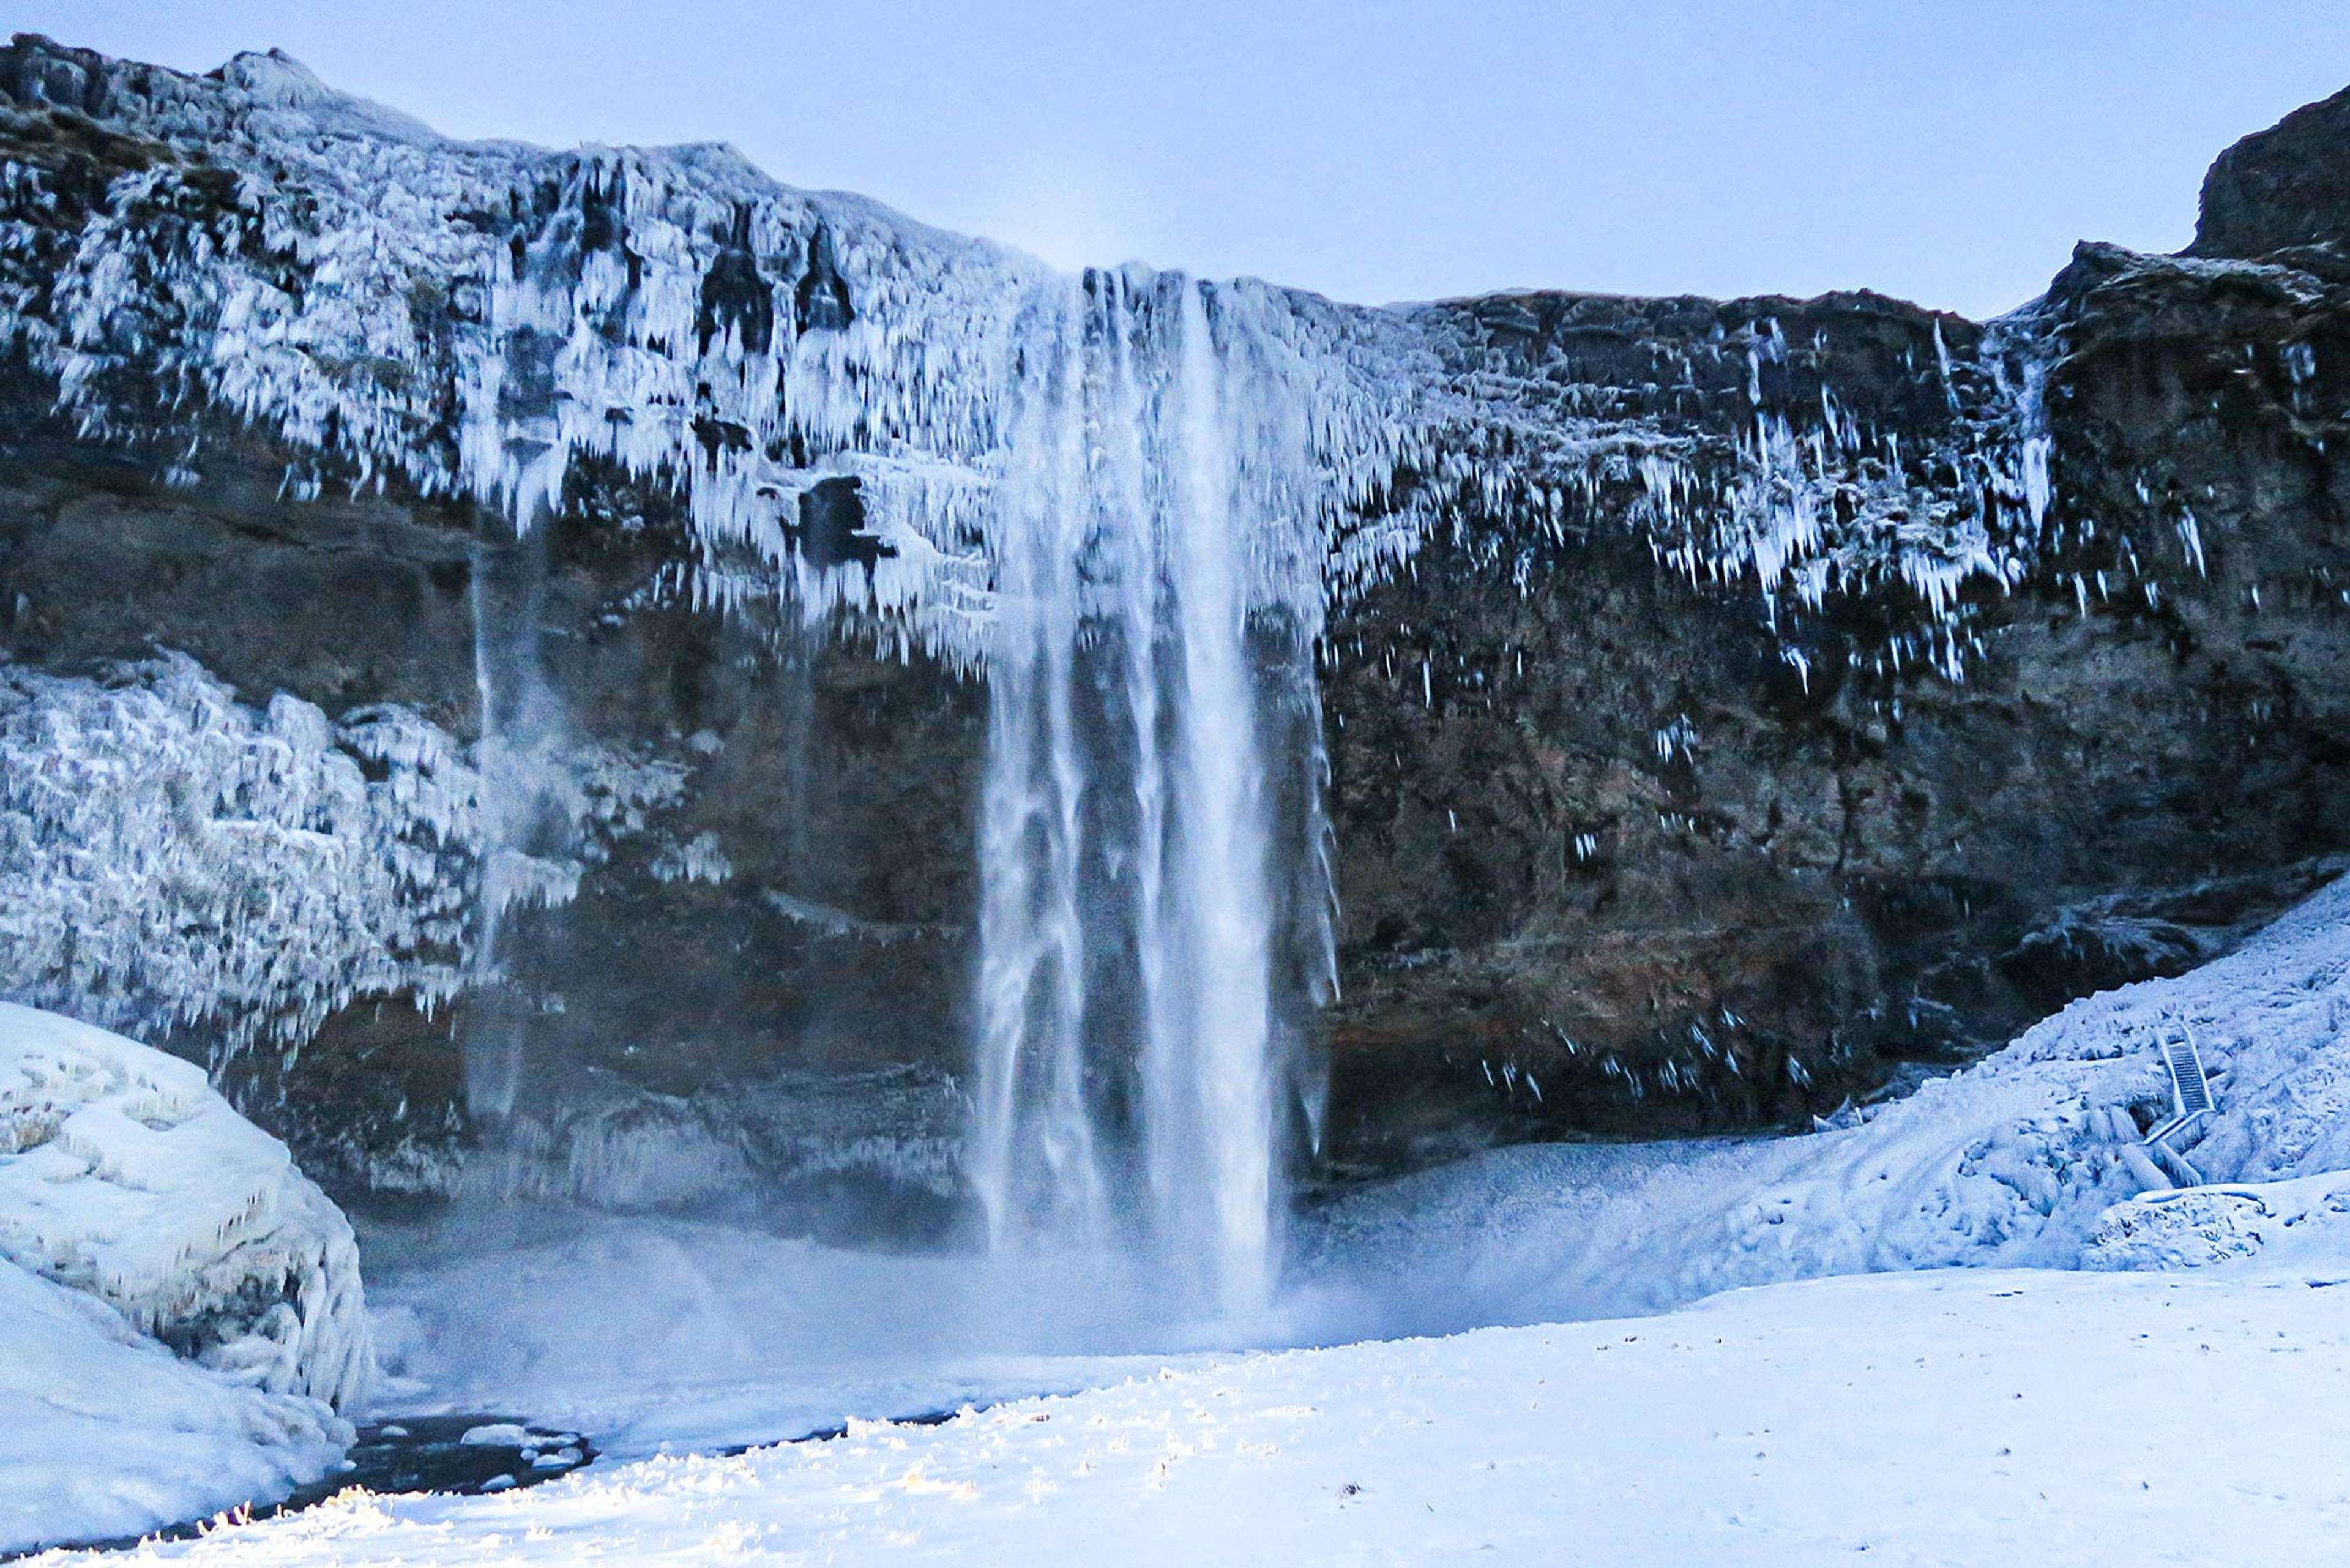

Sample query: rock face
[1322,244,2350,1169]
[1,31,2346,1209]
[2191,82,2350,263]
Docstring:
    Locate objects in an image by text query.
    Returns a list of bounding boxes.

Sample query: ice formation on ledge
[0,652,694,1060]
[0,33,2094,690]
[0,1001,373,1408]
[0,39,1409,678]
[0,655,481,1053]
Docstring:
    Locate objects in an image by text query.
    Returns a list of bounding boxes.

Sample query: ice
[0,656,482,1056]
[1300,871,2350,1334]
[0,1258,351,1556]
[0,1002,373,1409]
[1,38,2083,701]
[0,652,709,1072]
[457,1423,530,1448]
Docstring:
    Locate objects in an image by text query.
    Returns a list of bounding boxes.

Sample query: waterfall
[969,268,1332,1318]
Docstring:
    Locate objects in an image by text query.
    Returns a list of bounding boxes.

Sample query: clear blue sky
[20,1,2350,318]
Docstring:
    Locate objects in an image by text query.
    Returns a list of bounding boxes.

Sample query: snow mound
[0,1003,373,1409]
[0,1258,350,1556]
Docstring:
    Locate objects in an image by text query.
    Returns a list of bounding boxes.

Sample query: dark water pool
[18,1415,594,1559]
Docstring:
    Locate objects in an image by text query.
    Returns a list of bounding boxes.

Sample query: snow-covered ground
[15,873,2350,1559]
[26,1263,2350,1566]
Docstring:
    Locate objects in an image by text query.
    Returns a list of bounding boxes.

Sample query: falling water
[969,269,1332,1318]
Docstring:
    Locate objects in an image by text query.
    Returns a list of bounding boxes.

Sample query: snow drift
[0,1259,350,1556]
[0,1001,373,1408]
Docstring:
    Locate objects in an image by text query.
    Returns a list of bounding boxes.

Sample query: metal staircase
[2141,1015,2214,1187]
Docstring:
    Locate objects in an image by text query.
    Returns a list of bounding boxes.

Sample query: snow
[356,1205,1231,1461]
[2085,1169,2350,1272]
[21,1263,2350,1566]
[0,1002,373,1409]
[1301,872,2350,1334]
[0,1258,351,1558]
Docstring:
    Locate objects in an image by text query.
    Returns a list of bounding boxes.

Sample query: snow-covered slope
[0,1259,350,1556]
[0,1002,373,1408]
[1301,873,2350,1333]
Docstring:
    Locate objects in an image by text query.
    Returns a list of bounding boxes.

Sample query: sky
[18,1,2350,319]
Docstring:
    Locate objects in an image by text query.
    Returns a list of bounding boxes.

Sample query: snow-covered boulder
[0,1258,351,1555]
[2084,1170,2350,1272]
[0,1002,373,1409]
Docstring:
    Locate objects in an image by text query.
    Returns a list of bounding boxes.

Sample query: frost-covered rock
[0,1001,373,1408]
[0,654,482,1054]
[0,1256,351,1555]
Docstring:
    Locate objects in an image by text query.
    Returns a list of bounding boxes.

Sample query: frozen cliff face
[0,1001,373,1409]
[0,32,2067,679]
[0,30,2345,1197]
[0,35,1410,676]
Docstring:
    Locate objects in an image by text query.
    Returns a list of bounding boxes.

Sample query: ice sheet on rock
[0,1002,373,1409]
[0,655,481,1053]
[0,1258,350,1557]
[0,652,695,1059]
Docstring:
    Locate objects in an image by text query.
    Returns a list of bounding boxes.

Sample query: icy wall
[0,37,2076,684]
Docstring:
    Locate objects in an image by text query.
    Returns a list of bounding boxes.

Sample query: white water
[970,271,1327,1319]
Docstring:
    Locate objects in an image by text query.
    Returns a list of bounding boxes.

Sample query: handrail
[2138,1014,2215,1189]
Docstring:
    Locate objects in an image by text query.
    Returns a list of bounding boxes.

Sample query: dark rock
[794,225,855,332]
[2191,83,2350,262]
